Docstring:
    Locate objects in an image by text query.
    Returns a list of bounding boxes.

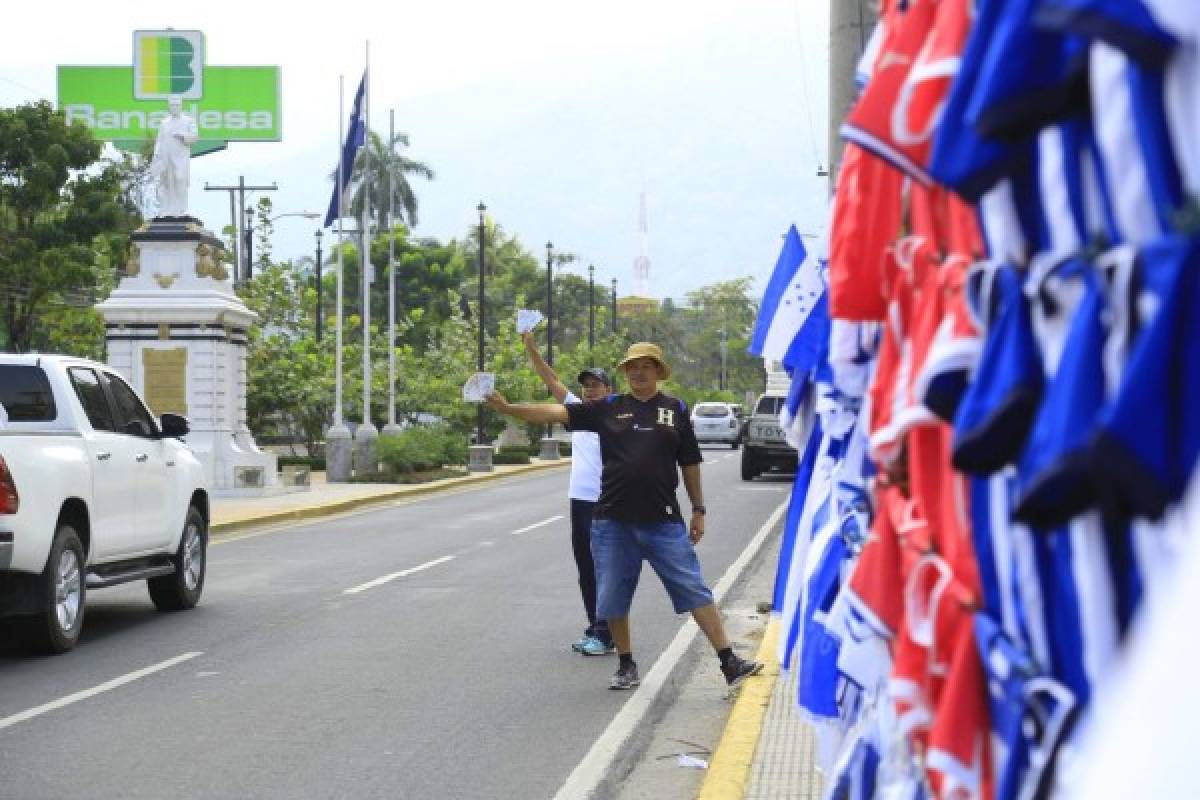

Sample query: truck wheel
[148,506,207,612]
[740,449,758,481]
[28,523,86,654]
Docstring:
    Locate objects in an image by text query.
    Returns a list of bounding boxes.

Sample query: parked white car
[690,402,741,448]
[0,355,209,653]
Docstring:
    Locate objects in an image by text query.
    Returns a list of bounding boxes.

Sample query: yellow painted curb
[697,618,780,800]
[209,459,570,536]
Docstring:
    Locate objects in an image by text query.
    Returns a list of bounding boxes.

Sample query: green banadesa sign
[57,64,282,156]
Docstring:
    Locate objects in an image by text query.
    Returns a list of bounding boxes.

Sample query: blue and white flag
[324,72,368,228]
[749,225,830,376]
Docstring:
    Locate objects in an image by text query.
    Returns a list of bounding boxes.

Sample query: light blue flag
[749,226,830,375]
[772,422,824,620]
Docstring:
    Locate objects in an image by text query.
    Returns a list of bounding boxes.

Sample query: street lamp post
[611,278,618,333]
[545,242,554,367]
[588,264,595,355]
[314,230,324,342]
[719,328,728,391]
[538,241,560,461]
[467,201,494,473]
[239,209,321,284]
[477,202,487,446]
[382,108,403,440]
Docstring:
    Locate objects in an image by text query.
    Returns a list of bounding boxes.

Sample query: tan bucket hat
[617,342,672,379]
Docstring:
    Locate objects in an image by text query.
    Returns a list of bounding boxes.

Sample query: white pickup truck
[0,355,209,653]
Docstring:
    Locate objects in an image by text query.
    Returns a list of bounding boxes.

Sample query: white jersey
[564,391,602,502]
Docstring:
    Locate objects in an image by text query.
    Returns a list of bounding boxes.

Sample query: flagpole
[335,78,345,429]
[327,73,352,483]
[384,106,399,435]
[363,39,371,430]
[355,40,378,471]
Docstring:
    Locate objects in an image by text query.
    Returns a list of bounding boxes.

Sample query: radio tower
[633,191,651,297]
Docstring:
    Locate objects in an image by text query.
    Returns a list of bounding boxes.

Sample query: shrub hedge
[376,425,468,474]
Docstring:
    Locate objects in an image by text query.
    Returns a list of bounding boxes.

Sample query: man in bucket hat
[522,330,615,656]
[487,341,763,691]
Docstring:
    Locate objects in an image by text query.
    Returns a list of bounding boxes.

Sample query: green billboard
[57,32,281,157]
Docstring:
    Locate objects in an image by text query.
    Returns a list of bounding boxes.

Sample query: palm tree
[334,130,434,232]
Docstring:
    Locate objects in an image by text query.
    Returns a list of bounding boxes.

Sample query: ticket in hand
[462,372,496,403]
[516,309,545,334]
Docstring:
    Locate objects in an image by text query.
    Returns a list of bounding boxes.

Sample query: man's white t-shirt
[564,390,602,502]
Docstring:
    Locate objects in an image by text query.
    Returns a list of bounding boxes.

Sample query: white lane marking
[0,651,202,732]
[343,555,456,595]
[510,515,564,536]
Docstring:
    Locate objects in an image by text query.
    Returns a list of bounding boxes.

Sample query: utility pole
[203,176,278,282]
[828,0,878,189]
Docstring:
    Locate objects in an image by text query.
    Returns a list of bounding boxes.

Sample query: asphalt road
[0,450,790,800]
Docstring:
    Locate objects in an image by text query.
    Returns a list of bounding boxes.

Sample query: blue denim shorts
[590,518,715,618]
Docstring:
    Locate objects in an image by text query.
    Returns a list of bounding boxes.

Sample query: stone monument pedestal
[96,217,278,494]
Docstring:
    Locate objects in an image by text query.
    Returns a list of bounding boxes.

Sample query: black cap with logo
[577,367,612,387]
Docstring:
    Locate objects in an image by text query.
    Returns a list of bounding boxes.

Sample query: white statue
[149,96,198,218]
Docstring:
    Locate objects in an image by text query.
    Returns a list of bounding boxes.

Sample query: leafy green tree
[240,260,333,452]
[0,101,138,352]
[681,278,762,396]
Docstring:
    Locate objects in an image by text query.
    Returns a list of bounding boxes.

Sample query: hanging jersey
[1092,234,1200,519]
[952,264,1043,474]
[843,0,969,183]
[928,0,1024,198]
[828,143,906,320]
[1013,259,1105,526]
[964,0,1089,141]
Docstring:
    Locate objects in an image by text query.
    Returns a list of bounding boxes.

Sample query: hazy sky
[3,0,830,301]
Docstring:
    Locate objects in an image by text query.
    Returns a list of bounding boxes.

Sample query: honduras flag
[749,225,830,376]
[324,72,368,228]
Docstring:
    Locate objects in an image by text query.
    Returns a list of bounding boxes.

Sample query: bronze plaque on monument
[141,348,188,416]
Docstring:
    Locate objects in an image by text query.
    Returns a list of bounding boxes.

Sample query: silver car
[690,402,741,448]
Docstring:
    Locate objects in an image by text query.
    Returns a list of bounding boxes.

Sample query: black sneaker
[609,662,640,690]
[721,655,764,688]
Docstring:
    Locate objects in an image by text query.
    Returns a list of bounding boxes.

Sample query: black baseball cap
[577,367,612,386]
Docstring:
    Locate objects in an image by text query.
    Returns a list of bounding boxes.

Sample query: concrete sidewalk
[208,458,570,535]
[702,621,823,800]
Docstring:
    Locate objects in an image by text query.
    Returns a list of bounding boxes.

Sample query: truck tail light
[0,456,17,514]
